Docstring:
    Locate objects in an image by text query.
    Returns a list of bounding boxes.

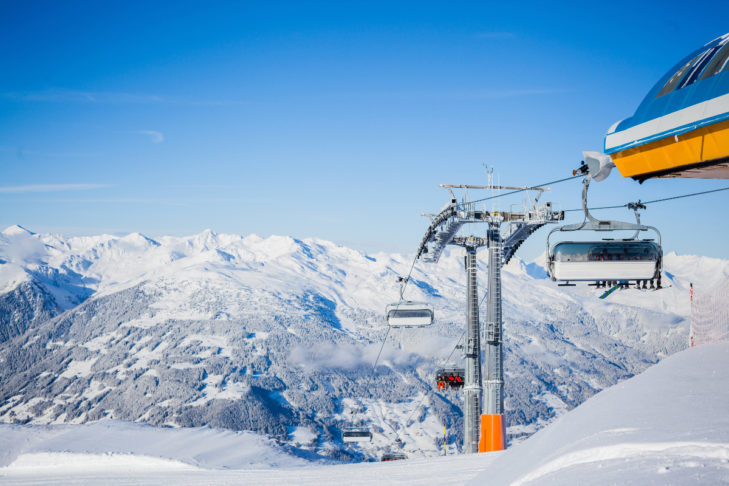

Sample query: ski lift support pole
[416,184,563,454]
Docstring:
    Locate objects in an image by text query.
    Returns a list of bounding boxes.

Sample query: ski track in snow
[511,441,729,486]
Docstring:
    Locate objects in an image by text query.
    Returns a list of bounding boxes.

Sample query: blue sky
[2,1,728,259]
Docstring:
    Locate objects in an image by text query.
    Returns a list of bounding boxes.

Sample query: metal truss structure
[416,184,563,453]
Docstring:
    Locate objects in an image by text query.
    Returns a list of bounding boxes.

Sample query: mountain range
[1,224,726,460]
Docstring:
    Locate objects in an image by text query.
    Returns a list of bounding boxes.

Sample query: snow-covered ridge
[0,226,406,314]
[1,225,726,315]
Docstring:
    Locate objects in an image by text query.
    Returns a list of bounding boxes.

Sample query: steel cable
[564,185,729,212]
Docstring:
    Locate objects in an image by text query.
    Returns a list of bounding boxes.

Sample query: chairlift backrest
[436,367,465,376]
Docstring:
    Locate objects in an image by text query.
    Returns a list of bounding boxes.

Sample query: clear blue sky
[2,1,728,259]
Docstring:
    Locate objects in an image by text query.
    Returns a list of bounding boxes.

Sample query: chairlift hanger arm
[559,174,660,237]
[546,213,662,260]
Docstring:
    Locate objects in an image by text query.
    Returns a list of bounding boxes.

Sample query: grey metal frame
[415,185,563,453]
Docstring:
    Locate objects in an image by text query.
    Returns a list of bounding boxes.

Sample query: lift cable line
[453,174,584,208]
[347,253,422,445]
[403,329,466,428]
[370,173,585,375]
[564,185,729,212]
[365,247,420,382]
[403,266,496,430]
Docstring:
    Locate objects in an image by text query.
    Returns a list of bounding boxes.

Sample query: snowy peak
[1,226,728,321]
[1,224,35,236]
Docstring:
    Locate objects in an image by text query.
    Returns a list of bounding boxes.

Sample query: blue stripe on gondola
[607,35,729,152]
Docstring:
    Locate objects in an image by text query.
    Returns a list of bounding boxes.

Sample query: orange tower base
[478,414,505,452]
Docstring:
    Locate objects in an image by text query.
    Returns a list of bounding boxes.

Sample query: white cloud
[0,184,110,194]
[0,89,244,106]
[135,130,164,144]
[0,90,163,103]
[289,340,435,371]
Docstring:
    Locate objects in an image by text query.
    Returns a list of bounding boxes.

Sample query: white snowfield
[1,342,727,485]
[470,341,729,485]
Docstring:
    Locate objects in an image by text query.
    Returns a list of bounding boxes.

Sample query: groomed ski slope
[1,342,727,485]
[472,341,729,485]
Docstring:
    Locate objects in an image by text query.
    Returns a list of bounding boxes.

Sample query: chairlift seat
[386,301,434,328]
[342,426,373,443]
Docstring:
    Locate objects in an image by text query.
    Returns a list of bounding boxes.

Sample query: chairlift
[435,367,465,390]
[546,171,662,286]
[381,452,408,461]
[551,240,661,281]
[386,301,434,328]
[342,426,373,443]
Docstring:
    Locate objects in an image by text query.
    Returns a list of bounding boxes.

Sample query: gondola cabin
[549,241,661,281]
[342,426,372,443]
[605,33,729,181]
[435,367,465,390]
[385,301,434,328]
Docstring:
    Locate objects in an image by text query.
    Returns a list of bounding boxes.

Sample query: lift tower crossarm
[439,184,550,192]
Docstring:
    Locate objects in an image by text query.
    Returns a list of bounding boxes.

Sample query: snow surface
[0,420,312,474]
[1,343,727,485]
[471,341,729,485]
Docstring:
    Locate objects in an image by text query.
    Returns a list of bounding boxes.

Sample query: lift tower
[416,185,563,453]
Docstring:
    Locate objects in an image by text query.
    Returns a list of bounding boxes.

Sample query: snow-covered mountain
[2,342,727,484]
[0,225,727,461]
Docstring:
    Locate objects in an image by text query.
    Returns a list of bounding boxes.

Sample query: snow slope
[0,420,314,472]
[1,342,727,485]
[471,341,729,485]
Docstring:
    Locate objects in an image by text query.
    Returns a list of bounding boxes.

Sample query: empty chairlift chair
[550,240,661,281]
[342,426,373,443]
[386,301,434,328]
[546,171,662,287]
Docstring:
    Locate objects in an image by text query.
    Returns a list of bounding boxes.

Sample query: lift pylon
[416,184,563,453]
